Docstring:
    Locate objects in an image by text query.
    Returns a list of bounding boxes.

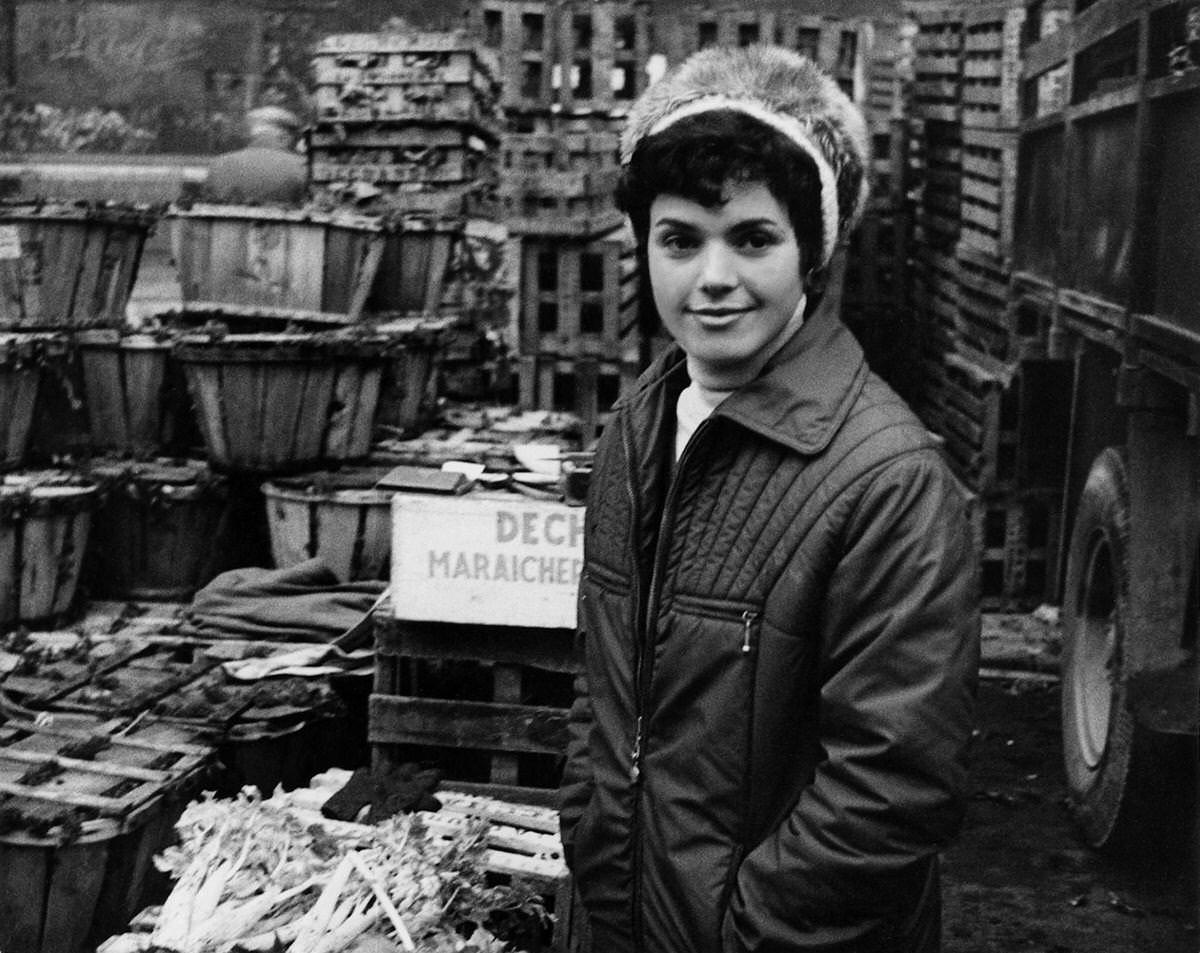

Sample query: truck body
[1014,0,1198,847]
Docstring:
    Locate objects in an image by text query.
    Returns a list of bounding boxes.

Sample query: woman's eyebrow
[651,217,700,230]
[728,217,785,230]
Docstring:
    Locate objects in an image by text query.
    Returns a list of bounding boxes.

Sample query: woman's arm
[724,452,980,952]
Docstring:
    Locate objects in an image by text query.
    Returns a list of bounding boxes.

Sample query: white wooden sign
[0,225,21,259]
[391,492,584,629]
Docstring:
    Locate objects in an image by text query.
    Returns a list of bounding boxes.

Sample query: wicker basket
[0,333,69,470]
[84,458,230,601]
[76,329,193,458]
[0,713,213,953]
[262,467,396,581]
[0,470,98,626]
[0,202,157,330]
[175,331,391,472]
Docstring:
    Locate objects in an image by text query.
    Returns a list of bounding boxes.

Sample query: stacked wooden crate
[904,0,1064,610]
[308,30,503,217]
[308,29,508,405]
[466,0,648,443]
[839,16,918,400]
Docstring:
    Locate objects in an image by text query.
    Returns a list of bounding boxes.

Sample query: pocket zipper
[741,610,758,654]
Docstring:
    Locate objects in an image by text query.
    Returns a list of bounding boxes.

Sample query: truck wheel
[1060,448,1154,851]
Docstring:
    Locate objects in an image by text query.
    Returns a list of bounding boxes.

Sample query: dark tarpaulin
[185,557,386,642]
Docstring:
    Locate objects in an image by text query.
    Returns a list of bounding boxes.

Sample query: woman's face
[648,181,806,385]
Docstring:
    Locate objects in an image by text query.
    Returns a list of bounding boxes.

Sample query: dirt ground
[943,675,1198,953]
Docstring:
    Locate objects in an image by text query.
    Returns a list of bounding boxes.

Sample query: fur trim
[620,45,870,267]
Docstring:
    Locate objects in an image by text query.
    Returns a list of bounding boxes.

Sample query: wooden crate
[843,207,908,309]
[0,202,157,331]
[169,204,385,325]
[518,354,638,445]
[308,126,499,189]
[312,31,501,128]
[371,614,576,808]
[518,229,639,358]
[955,241,1015,361]
[959,126,1018,260]
[467,0,651,114]
[1,633,354,795]
[973,490,1061,611]
[0,713,213,953]
[912,119,963,250]
[502,129,619,174]
[913,7,964,122]
[552,0,652,114]
[962,3,1025,129]
[499,167,619,218]
[933,346,1019,495]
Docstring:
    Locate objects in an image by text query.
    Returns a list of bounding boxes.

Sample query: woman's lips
[687,307,753,326]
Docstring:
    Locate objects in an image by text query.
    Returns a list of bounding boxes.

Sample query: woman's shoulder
[825,369,953,480]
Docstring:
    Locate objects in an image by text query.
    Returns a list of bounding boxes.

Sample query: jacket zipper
[626,413,715,948]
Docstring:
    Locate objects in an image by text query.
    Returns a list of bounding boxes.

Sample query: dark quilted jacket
[559,308,980,953]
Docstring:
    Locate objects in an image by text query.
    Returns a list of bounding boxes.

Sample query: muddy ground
[943,675,1197,953]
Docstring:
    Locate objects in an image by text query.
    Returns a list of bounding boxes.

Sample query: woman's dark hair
[617,110,824,280]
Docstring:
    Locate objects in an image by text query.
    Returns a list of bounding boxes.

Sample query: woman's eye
[739,231,777,251]
[658,232,697,253]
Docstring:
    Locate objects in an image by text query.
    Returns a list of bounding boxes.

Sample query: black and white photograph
[0,2,1194,951]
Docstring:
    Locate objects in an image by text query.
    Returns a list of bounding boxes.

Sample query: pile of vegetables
[114,787,548,953]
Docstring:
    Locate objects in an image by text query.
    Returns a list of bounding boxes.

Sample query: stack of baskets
[0,202,160,626]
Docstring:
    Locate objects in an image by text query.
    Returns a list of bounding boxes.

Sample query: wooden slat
[375,619,577,672]
[368,693,569,755]
[122,346,166,452]
[287,224,327,312]
[0,840,49,951]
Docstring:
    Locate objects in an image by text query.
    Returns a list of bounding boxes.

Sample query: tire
[1060,448,1195,853]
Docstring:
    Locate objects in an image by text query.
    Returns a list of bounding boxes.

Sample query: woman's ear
[803,266,828,319]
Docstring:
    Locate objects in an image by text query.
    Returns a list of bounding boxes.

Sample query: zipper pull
[629,716,643,783]
[741,610,757,654]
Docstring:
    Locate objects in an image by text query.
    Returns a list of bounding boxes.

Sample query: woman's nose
[698,244,737,294]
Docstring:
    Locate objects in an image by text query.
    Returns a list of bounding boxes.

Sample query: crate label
[392,494,583,629]
[0,226,20,259]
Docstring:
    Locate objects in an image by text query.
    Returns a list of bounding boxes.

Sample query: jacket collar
[634,303,869,457]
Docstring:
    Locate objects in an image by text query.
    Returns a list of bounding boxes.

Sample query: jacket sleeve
[724,451,980,952]
[558,631,594,871]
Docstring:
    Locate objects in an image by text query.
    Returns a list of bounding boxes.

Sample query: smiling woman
[648,183,807,388]
[559,44,981,953]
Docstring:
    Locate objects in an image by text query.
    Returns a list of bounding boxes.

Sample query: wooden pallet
[959,126,1018,260]
[371,615,576,809]
[913,6,964,121]
[517,353,639,445]
[973,490,1061,611]
[955,241,1015,360]
[518,229,639,358]
[466,0,651,114]
[502,130,619,174]
[961,2,1025,129]
[843,208,908,309]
